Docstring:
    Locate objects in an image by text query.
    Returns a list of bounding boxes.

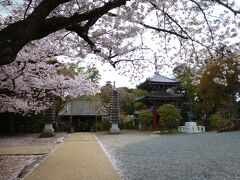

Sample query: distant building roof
[137,73,180,89]
[58,100,108,116]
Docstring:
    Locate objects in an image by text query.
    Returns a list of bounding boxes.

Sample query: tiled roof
[136,92,184,101]
[58,100,108,116]
[137,73,180,89]
[147,73,179,83]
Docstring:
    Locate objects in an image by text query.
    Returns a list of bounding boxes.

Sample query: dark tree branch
[1,61,26,91]
[23,0,33,20]
[150,2,189,37]
[0,0,128,65]
[150,2,214,58]
[75,0,81,11]
[82,17,100,32]
[138,22,188,39]
[65,16,101,52]
[108,48,138,59]
[108,47,113,59]
[213,0,240,15]
[107,12,118,17]
[189,0,214,42]
[27,0,72,21]
[109,59,136,68]
[12,62,27,80]
[28,0,127,38]
[66,23,100,53]
[108,48,145,68]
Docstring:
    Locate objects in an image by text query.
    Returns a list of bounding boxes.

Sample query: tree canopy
[197,52,240,111]
[1,0,240,70]
[0,57,97,113]
[0,39,97,113]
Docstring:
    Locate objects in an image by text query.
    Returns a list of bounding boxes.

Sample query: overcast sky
[99,63,175,88]
[80,55,174,88]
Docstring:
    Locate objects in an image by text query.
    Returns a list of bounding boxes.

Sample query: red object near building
[136,72,184,129]
[153,110,157,129]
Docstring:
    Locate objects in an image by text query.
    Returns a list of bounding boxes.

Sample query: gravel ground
[0,155,45,180]
[96,130,240,180]
[0,132,67,147]
[0,132,68,180]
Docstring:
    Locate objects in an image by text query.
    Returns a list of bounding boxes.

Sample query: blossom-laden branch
[0,0,129,65]
[23,0,33,20]
[66,17,101,53]
[138,22,189,40]
[214,0,240,15]
[1,0,240,80]
[0,35,98,113]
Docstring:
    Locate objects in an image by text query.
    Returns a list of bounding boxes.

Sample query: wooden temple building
[136,72,184,129]
[58,100,107,132]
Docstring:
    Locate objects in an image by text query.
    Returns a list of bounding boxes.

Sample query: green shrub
[210,112,240,132]
[95,118,111,131]
[121,114,134,129]
[96,121,102,131]
[133,102,147,110]
[138,109,153,130]
[159,104,181,130]
[125,118,134,129]
[209,112,222,129]
[101,118,111,131]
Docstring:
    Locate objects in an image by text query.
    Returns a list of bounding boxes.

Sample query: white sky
[98,65,173,88]
[97,63,138,88]
[81,57,174,88]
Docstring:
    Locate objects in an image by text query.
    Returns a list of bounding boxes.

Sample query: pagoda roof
[137,73,180,89]
[136,92,184,102]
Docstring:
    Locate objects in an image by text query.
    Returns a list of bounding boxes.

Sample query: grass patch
[159,129,179,134]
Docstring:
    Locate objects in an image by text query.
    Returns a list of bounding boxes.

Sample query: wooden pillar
[153,110,157,129]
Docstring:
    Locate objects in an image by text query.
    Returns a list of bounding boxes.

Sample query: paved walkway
[25,133,120,180]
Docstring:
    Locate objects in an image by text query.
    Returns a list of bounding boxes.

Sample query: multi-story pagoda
[109,82,120,133]
[136,72,184,129]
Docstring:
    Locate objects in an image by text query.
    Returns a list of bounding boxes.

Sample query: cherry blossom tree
[0,0,240,70]
[0,34,97,113]
[197,50,240,110]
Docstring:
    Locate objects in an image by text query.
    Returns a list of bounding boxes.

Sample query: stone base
[138,122,142,130]
[40,123,55,138]
[110,123,120,134]
[43,123,54,133]
[178,122,205,133]
[39,132,55,138]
